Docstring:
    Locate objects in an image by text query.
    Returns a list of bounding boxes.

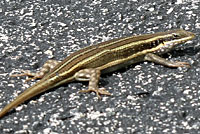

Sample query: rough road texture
[0,0,199,133]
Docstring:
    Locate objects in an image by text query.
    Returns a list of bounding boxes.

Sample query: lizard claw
[79,88,111,99]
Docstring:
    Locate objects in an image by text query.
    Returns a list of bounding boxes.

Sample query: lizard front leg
[74,68,111,99]
[144,53,190,68]
[11,60,60,81]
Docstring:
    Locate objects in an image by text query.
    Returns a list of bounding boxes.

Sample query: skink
[0,29,195,118]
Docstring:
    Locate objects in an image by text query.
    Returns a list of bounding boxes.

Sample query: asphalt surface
[0,0,199,134]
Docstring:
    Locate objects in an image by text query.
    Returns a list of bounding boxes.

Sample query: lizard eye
[172,33,180,38]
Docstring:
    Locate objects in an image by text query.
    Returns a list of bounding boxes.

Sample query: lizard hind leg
[10,60,60,82]
[74,68,111,99]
